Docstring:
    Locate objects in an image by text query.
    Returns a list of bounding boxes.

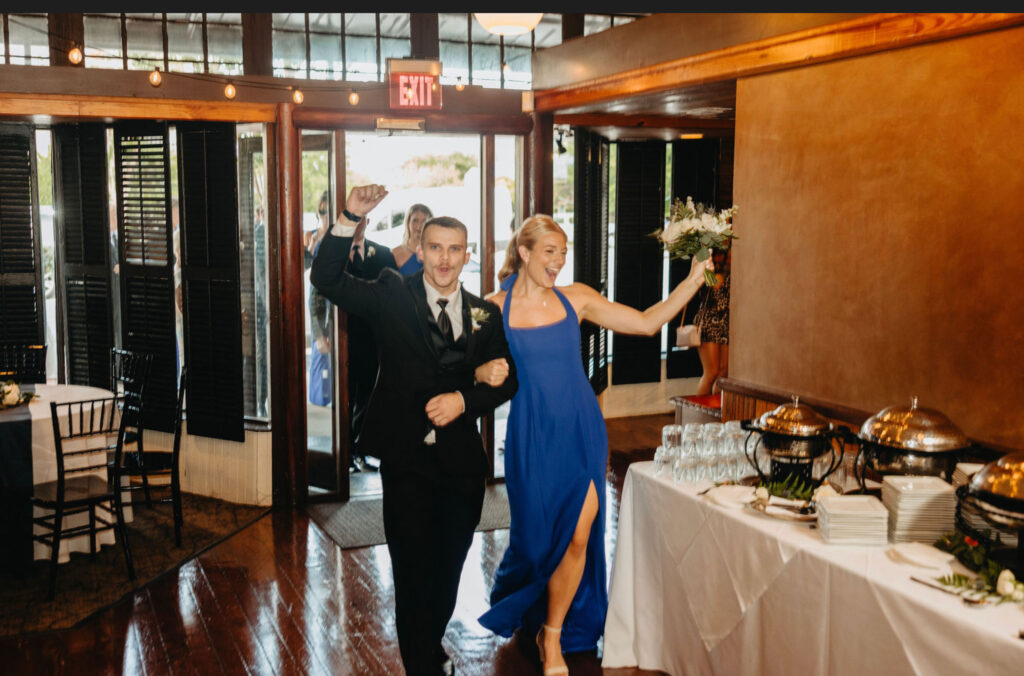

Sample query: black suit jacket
[310,231,517,475]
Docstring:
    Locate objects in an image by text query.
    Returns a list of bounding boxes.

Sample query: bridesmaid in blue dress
[392,203,432,276]
[477,215,712,674]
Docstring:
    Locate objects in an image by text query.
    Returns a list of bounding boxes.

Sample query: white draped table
[0,384,134,564]
[602,461,1024,675]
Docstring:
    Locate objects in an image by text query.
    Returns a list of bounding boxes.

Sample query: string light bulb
[292,87,304,104]
[502,61,510,74]
[348,91,359,106]
[455,76,465,92]
[68,45,83,65]
[223,82,236,99]
[148,68,162,87]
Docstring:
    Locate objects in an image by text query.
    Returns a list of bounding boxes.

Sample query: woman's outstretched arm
[575,254,713,336]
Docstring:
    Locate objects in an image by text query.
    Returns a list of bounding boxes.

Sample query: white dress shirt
[423,278,464,341]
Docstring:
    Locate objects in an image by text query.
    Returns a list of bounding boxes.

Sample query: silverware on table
[909,576,989,606]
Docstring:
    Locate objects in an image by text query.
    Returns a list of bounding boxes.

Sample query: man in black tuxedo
[311,184,516,676]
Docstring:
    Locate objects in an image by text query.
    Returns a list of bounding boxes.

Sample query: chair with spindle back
[0,344,47,383]
[112,367,187,547]
[32,392,139,599]
[109,347,154,501]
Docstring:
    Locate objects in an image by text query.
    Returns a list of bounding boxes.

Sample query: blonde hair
[497,214,567,282]
[403,204,432,247]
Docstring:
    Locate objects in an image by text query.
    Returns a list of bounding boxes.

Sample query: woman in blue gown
[477,215,712,673]
[392,203,432,276]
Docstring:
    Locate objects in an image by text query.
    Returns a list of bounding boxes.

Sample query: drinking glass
[662,424,683,451]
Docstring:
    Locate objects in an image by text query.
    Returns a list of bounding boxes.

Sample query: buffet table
[0,384,132,573]
[602,461,1024,675]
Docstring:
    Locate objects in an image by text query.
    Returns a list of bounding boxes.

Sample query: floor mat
[308,482,511,549]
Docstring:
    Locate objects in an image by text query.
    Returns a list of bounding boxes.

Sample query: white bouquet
[652,196,738,286]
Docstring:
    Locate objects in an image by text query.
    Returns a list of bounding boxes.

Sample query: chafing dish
[855,397,969,490]
[742,396,846,489]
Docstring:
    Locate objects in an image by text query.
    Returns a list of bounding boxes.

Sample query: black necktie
[351,243,363,265]
[436,298,454,345]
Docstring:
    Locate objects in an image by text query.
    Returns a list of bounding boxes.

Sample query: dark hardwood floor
[0,413,674,675]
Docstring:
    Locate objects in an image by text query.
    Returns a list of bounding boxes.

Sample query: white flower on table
[996,568,1017,597]
[1,382,21,407]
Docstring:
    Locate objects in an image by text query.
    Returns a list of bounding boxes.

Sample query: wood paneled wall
[731,26,1024,451]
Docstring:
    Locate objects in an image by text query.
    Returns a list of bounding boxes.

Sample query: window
[80,13,243,73]
[272,13,411,82]
[4,13,49,66]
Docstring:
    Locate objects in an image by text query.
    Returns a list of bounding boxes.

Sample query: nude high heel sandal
[535,625,569,675]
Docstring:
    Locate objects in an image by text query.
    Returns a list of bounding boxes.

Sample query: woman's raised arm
[575,254,713,336]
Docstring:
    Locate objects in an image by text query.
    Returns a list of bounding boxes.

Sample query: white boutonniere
[365,244,376,259]
[469,306,490,333]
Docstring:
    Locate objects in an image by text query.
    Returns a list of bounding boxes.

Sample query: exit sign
[389,72,442,110]
[387,58,443,110]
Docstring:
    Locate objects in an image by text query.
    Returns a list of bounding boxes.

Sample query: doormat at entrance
[0,492,269,637]
[308,483,511,550]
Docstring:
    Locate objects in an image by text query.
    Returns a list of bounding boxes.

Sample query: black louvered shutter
[53,123,114,388]
[177,122,244,442]
[573,128,609,395]
[667,138,721,379]
[611,141,665,385]
[114,121,178,432]
[237,135,264,419]
[0,123,45,348]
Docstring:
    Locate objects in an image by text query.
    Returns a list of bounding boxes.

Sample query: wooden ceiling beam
[534,13,1024,113]
[553,113,733,130]
[0,92,276,123]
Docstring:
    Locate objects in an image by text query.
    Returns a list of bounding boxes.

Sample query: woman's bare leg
[696,342,720,396]
[713,344,729,394]
[541,480,600,670]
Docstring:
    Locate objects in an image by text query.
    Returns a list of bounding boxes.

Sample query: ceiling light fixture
[67,44,83,65]
[224,82,236,99]
[455,76,465,91]
[292,87,304,104]
[148,68,162,87]
[349,91,360,105]
[473,13,543,36]
[555,130,567,155]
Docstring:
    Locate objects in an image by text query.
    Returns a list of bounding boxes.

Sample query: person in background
[308,189,398,473]
[694,244,731,396]
[477,215,712,675]
[392,203,433,276]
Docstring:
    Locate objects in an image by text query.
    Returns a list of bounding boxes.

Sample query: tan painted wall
[731,26,1024,449]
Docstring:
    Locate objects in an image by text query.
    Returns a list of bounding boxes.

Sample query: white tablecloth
[602,461,1024,675]
[24,384,133,563]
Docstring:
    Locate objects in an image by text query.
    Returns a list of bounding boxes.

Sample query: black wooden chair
[109,348,154,501]
[0,343,47,383]
[112,367,187,548]
[33,393,139,599]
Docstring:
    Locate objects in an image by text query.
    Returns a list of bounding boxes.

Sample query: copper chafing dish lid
[757,396,832,438]
[859,397,968,453]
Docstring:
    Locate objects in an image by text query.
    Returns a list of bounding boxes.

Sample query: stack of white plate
[952,462,983,488]
[882,475,956,543]
[817,495,889,545]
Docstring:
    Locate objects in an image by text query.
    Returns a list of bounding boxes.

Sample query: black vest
[427,307,468,371]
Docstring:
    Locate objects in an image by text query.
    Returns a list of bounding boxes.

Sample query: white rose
[2,383,20,406]
[996,568,1016,596]
[1013,587,1024,602]
[660,221,683,244]
[754,486,770,502]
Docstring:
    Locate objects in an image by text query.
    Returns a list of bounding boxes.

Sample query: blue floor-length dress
[478,274,609,653]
